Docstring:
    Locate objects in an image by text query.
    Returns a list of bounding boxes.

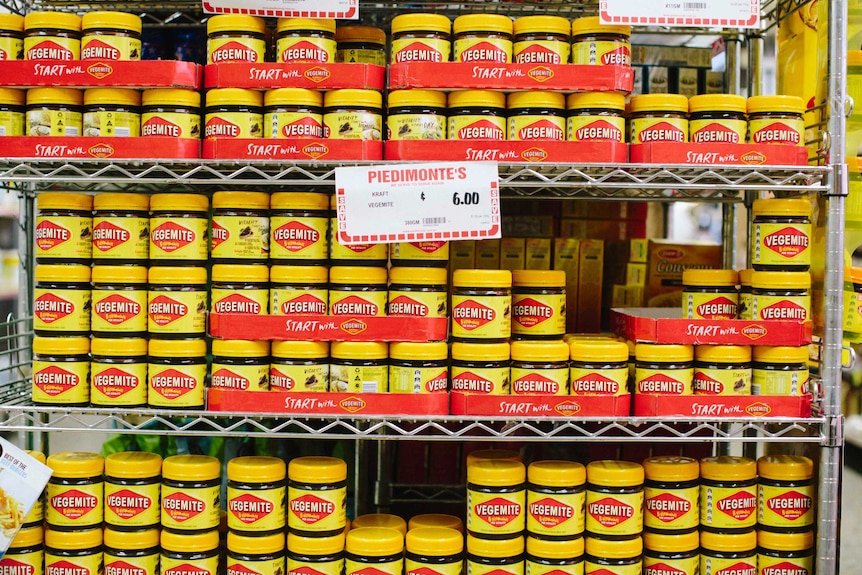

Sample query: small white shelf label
[202,0,358,19]
[601,0,760,28]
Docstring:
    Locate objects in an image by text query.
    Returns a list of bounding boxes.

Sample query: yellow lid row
[439,90,626,112]
[630,93,805,115]
[390,14,630,38]
[22,11,141,33]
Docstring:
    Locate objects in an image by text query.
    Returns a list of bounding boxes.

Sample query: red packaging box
[209,314,449,342]
[0,137,199,159]
[385,141,628,163]
[203,63,385,90]
[449,392,631,418]
[629,143,808,166]
[208,389,450,416]
[632,394,813,418]
[0,60,201,88]
[202,139,383,161]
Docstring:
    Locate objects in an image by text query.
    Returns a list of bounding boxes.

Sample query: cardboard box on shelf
[577,239,604,333]
[553,238,580,332]
[646,66,671,94]
[678,67,700,97]
[501,215,555,238]
[559,218,646,241]
[561,202,648,221]
[704,71,725,94]
[450,240,476,271]
[626,262,647,285]
[525,238,552,270]
[645,240,722,307]
[631,45,713,68]
[500,238,526,271]
[630,239,649,263]
[475,239,500,269]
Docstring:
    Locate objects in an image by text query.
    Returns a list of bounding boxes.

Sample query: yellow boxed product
[501,215,555,238]
[626,262,646,286]
[612,284,629,307]
[500,238,526,271]
[630,239,648,263]
[577,239,604,333]
[525,238,552,270]
[449,240,476,274]
[678,67,699,97]
[475,239,500,269]
[704,71,724,94]
[778,1,819,154]
[553,238,580,333]
[645,240,722,308]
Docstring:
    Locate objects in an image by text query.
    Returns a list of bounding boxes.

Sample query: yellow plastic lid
[642,456,699,482]
[389,266,448,285]
[751,271,811,289]
[212,263,269,283]
[514,15,570,37]
[389,341,448,361]
[24,450,46,464]
[527,460,586,486]
[329,265,387,285]
[850,50,862,67]
[148,338,207,358]
[642,530,698,553]
[35,263,91,283]
[150,192,208,212]
[105,528,159,551]
[0,13,24,31]
[467,459,526,486]
[406,527,463,556]
[352,514,408,535]
[586,460,644,486]
[264,87,323,109]
[466,449,521,468]
[82,11,142,33]
[682,269,739,287]
[212,339,270,358]
[0,88,25,107]
[207,14,266,35]
[162,454,220,481]
[391,13,451,36]
[526,536,584,559]
[228,531,285,555]
[206,88,263,109]
[33,336,90,356]
[635,343,694,363]
[336,25,386,45]
[388,89,448,109]
[148,266,208,285]
[454,13,513,35]
[751,197,811,216]
[584,536,642,559]
[270,265,328,285]
[567,91,626,111]
[849,267,862,284]
[346,527,404,556]
[272,191,329,211]
[104,451,162,478]
[212,191,269,210]
[271,340,329,359]
[227,455,285,484]
[451,341,510,361]
[689,93,747,114]
[288,455,347,483]
[467,534,524,558]
[91,337,147,357]
[27,87,83,107]
[448,90,506,110]
[511,269,566,287]
[571,16,630,37]
[699,455,756,481]
[92,264,148,284]
[569,340,629,363]
[93,192,149,212]
[629,93,689,114]
[510,339,570,362]
[695,344,752,364]
[287,532,345,555]
[37,192,93,211]
[757,455,813,480]
[141,88,201,109]
[24,11,81,32]
[408,514,464,532]
[747,95,805,115]
[738,268,754,286]
[453,268,512,288]
[10,526,43,548]
[45,528,102,551]
[700,530,756,552]
[324,88,383,110]
[47,451,104,478]
[276,18,336,34]
[757,530,813,552]
[330,341,388,360]
[161,529,219,553]
[753,345,809,363]
[507,91,565,111]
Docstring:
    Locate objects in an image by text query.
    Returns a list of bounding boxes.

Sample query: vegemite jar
[45,529,103,575]
[569,340,629,396]
[211,264,269,315]
[699,531,756,575]
[271,191,329,262]
[92,193,149,262]
[228,532,286,575]
[634,343,694,396]
[90,337,148,407]
[583,537,641,575]
[642,530,698,575]
[0,87,25,135]
[287,532,345,575]
[526,536,583,575]
[227,456,287,534]
[451,269,513,342]
[454,14,513,64]
[699,455,757,532]
[36,192,93,263]
[147,266,208,337]
[207,14,266,64]
[388,267,448,318]
[104,528,159,575]
[571,16,630,66]
[508,92,566,141]
[81,11,141,60]
[288,456,347,536]
[141,88,201,139]
[147,338,208,409]
[271,265,328,316]
[329,266,387,316]
[642,456,699,533]
[271,341,329,392]
[694,345,752,396]
[149,193,209,263]
[3,527,44,575]
[750,198,812,270]
[23,450,46,527]
[629,94,689,144]
[585,460,644,538]
[46,451,104,531]
[329,342,388,393]
[409,514,464,532]
[467,449,522,469]
[388,341,449,394]
[511,269,566,339]
[845,267,862,337]
[450,341,511,395]
[449,90,506,141]
[688,94,747,144]
[757,455,814,530]
[406,527,463,575]
[336,25,386,65]
[345,527,404,575]
[390,240,450,266]
[264,88,324,139]
[34,264,91,336]
[526,460,586,538]
[747,95,806,146]
[0,13,24,61]
[752,346,810,396]
[387,89,447,140]
[466,535,524,575]
[211,339,271,392]
[682,269,739,320]
[276,18,336,64]
[738,268,755,320]
[513,15,570,65]
[467,459,526,538]
[751,271,811,322]
[91,266,147,336]
[211,191,270,262]
[104,451,162,530]
[27,87,83,136]
[390,13,451,64]
[24,11,81,60]
[757,530,814,575]
[161,454,221,532]
[160,530,220,575]
[205,88,263,139]
[510,340,569,396]
[566,92,626,143]
[323,89,383,140]
[32,336,90,406]
[352,514,407,534]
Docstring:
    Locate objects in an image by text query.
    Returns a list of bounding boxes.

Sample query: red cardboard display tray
[385,141,628,163]
[209,313,449,342]
[0,60,201,88]
[450,392,631,417]
[208,389,450,416]
[202,139,383,161]
[389,62,634,93]
[629,143,808,166]
[0,137,200,159]
[633,394,813,418]
[203,63,386,90]
[611,308,813,346]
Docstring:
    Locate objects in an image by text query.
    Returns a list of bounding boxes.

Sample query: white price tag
[202,0,358,19]
[334,162,500,245]
[601,0,760,28]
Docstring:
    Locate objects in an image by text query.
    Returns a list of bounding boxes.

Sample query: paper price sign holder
[601,0,760,28]
[202,0,358,20]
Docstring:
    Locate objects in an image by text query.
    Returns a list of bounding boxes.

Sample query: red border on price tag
[202,2,357,19]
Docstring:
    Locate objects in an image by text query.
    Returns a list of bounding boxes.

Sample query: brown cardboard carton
[475,239,500,269]
[525,238,552,270]
[449,240,476,283]
[645,240,722,307]
[500,238,526,271]
[577,239,604,332]
[553,238,580,332]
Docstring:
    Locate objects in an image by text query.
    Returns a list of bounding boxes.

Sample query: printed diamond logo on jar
[529,497,573,528]
[715,563,756,575]
[229,493,274,523]
[106,560,146,575]
[96,294,141,325]
[764,226,809,258]
[93,221,129,251]
[150,368,198,400]
[36,219,71,250]
[290,493,336,524]
[474,496,521,527]
[51,489,99,519]
[148,295,188,325]
[645,492,691,523]
[717,491,757,521]
[34,365,79,396]
[107,488,151,519]
[162,492,205,522]
[587,496,634,528]
[150,221,194,252]
[766,490,812,521]
[453,300,496,330]
[93,367,140,398]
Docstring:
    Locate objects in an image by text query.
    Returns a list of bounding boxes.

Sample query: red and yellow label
[47,483,103,528]
[34,288,91,334]
[585,491,643,536]
[752,366,809,396]
[92,289,147,333]
[265,112,324,139]
[338,46,385,66]
[752,293,810,322]
[162,556,218,575]
[694,366,751,396]
[272,216,328,260]
[511,366,568,396]
[105,482,160,527]
[388,290,447,318]
[469,563,523,575]
[449,115,506,141]
[644,486,698,531]
[389,365,448,394]
[36,215,92,260]
[527,490,585,537]
[211,362,269,392]
[141,111,201,139]
[148,362,207,408]
[570,367,628,396]
[0,37,24,61]
[149,217,208,259]
[227,485,286,532]
[751,223,811,267]
[287,486,346,532]
[568,115,625,143]
[2,549,43,575]
[390,241,449,263]
[204,111,263,139]
[329,291,386,317]
[147,290,207,335]
[631,117,688,145]
[643,557,698,575]
[346,559,401,575]
[82,35,141,60]
[584,560,639,575]
[451,294,512,340]
[690,118,746,145]
[277,37,335,63]
[391,38,449,64]
[512,293,566,336]
[685,292,738,320]
[272,290,328,316]
[329,219,386,261]
[32,359,90,404]
[509,115,565,141]
[756,555,812,575]
[0,110,24,136]
[92,216,149,260]
[700,485,757,529]
[451,365,509,395]
[288,558,344,575]
[406,559,462,575]
[323,111,382,140]
[212,215,269,260]
[228,559,285,575]
[635,368,693,395]
[270,362,328,392]
[387,113,446,140]
[91,361,147,406]
[211,288,268,315]
[161,483,220,530]
[105,554,159,575]
[208,37,266,64]
[468,490,525,536]
[700,557,755,575]
[572,40,630,66]
[46,555,101,575]
[749,118,804,146]
[757,484,814,528]
[330,363,387,393]
[514,40,569,65]
[25,36,79,60]
[454,38,512,63]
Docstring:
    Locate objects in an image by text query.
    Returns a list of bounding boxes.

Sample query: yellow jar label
[467,488,525,536]
[323,111,382,140]
[568,115,625,143]
[509,114,565,141]
[631,117,688,145]
[700,485,757,529]
[142,112,201,139]
[751,293,810,322]
[512,292,566,336]
[391,38,449,64]
[0,110,24,136]
[272,215,328,260]
[690,118,747,145]
[643,485,699,531]
[635,367,693,395]
[205,111,263,139]
[451,365,509,394]
[208,37,266,64]
[161,484,220,530]
[469,562,523,575]
[752,367,809,396]
[583,561,639,575]
[454,37,512,63]
[265,112,324,139]
[527,489,585,536]
[338,47,386,66]
[526,559,583,575]
[32,359,90,404]
[643,556,698,575]
[570,367,628,396]
[738,293,754,321]
[845,287,862,334]
[388,113,446,140]
[147,289,207,335]
[27,109,81,136]
[756,554,812,575]
[572,39,630,66]
[287,485,346,532]
[82,35,141,60]
[47,482,103,527]
[329,290,386,316]
[105,481,160,527]
[228,558,286,575]
[84,110,140,137]
[514,40,570,65]
[511,366,568,396]
[36,215,92,260]
[330,363,388,393]
[270,362,329,392]
[451,294,512,340]
[757,484,814,527]
[388,289,447,318]
[24,493,43,524]
[329,219,387,261]
[227,485,286,531]
[25,36,79,60]
[148,362,207,408]
[0,37,23,61]
[149,216,208,260]
[92,288,147,333]
[162,554,219,575]
[694,366,751,396]
[685,292,738,320]
[346,559,401,575]
[91,360,147,406]
[2,549,43,575]
[272,289,328,316]
[585,490,644,536]
[749,117,805,146]
[288,557,344,575]
[212,215,270,260]
[449,115,506,140]
[46,553,100,575]
[750,223,811,267]
[105,553,159,575]
[212,287,269,317]
[389,364,449,394]
[391,241,449,262]
[212,362,270,391]
[699,555,755,575]
[93,216,149,260]
[277,37,336,63]
[34,287,91,333]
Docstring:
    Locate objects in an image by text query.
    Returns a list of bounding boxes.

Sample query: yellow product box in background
[645,240,722,308]
[577,239,604,333]
[778,0,820,155]
[525,238,552,270]
[626,262,647,286]
[630,238,648,263]
[553,238,580,333]
[450,240,476,272]
[475,239,500,269]
[500,238,526,271]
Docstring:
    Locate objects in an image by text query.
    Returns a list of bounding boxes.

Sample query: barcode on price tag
[601,0,760,28]
[333,161,500,245]
[202,0,358,19]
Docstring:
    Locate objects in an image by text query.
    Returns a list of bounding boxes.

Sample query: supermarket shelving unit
[0,0,847,573]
